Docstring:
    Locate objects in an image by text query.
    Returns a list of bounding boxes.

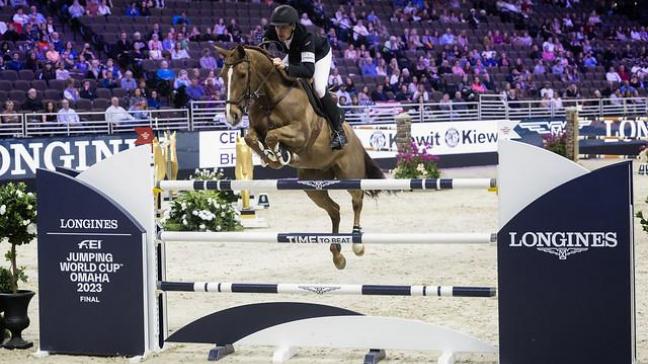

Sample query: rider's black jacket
[263,23,330,79]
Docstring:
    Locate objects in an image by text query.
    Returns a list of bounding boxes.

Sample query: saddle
[297,79,329,120]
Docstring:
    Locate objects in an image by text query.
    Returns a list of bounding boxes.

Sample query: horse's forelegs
[304,190,346,270]
[265,126,308,165]
[244,131,282,169]
[349,190,365,256]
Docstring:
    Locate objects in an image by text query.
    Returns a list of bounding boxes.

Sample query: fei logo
[444,128,460,147]
[508,231,617,260]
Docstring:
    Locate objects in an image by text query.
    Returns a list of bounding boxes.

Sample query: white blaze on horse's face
[225,66,236,125]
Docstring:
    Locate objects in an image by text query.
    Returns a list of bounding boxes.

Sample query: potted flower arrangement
[161,169,242,232]
[543,132,568,158]
[392,141,440,179]
[0,182,36,349]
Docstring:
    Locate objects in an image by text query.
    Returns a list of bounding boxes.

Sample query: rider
[263,4,347,150]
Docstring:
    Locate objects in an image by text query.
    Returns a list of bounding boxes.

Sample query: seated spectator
[564,83,581,98]
[439,28,455,46]
[200,49,217,70]
[617,65,630,82]
[129,99,149,119]
[171,42,189,60]
[125,1,140,16]
[357,86,372,105]
[620,80,639,98]
[156,60,175,81]
[100,70,118,88]
[360,58,377,76]
[64,80,80,103]
[68,0,85,18]
[13,7,29,26]
[139,0,152,16]
[371,84,389,102]
[173,69,190,89]
[57,99,80,125]
[606,67,622,83]
[85,0,99,16]
[540,82,554,99]
[129,87,146,107]
[186,78,205,101]
[132,32,148,58]
[98,0,111,16]
[2,100,19,124]
[471,76,487,94]
[37,62,56,81]
[412,84,430,103]
[22,89,42,121]
[56,63,70,80]
[7,52,23,71]
[42,101,57,123]
[105,97,135,125]
[147,90,161,109]
[583,53,597,69]
[28,5,45,25]
[148,42,163,60]
[172,11,189,26]
[80,80,96,100]
[85,59,102,79]
[395,84,411,101]
[121,70,137,92]
[204,70,224,99]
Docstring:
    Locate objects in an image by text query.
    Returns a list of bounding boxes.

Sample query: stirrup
[330,130,347,150]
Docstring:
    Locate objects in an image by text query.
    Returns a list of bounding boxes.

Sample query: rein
[223,48,291,113]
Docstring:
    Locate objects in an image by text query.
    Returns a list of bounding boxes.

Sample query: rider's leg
[313,49,347,150]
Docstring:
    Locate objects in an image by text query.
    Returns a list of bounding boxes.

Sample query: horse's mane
[243,45,299,86]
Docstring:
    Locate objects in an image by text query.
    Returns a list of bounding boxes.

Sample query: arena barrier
[35,139,636,364]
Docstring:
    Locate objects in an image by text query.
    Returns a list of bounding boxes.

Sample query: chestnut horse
[215,44,385,269]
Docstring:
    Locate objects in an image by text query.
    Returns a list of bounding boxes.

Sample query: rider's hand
[272,58,286,70]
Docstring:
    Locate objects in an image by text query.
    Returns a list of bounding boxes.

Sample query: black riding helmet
[270,5,299,26]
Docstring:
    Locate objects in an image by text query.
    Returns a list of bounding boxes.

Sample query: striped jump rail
[578,154,640,159]
[159,178,497,192]
[159,281,497,298]
[578,135,648,141]
[158,231,497,245]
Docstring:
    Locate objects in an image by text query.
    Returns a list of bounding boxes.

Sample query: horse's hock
[394,112,412,153]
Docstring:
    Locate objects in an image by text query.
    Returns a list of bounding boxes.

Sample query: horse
[214,44,385,269]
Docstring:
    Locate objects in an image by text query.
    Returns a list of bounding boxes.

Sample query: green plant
[637,195,648,235]
[161,191,243,232]
[0,183,36,293]
[543,132,568,158]
[393,141,440,179]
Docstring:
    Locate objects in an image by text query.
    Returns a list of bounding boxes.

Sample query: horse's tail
[363,150,385,198]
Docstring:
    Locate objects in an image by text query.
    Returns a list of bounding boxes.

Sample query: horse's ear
[235,44,246,59]
[213,45,231,57]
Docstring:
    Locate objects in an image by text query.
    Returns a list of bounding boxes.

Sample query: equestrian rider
[263,4,347,150]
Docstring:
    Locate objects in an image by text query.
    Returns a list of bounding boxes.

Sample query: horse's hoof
[352,243,365,256]
[279,148,291,165]
[333,254,346,270]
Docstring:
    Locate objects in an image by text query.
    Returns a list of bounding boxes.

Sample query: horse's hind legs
[303,189,346,269]
[349,190,365,256]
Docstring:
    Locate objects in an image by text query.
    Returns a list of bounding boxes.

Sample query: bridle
[223,48,283,113]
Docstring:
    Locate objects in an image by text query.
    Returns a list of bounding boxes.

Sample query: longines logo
[298,285,341,295]
[508,231,617,260]
[297,180,341,190]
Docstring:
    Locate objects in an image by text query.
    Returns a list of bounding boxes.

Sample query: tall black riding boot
[320,91,347,150]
